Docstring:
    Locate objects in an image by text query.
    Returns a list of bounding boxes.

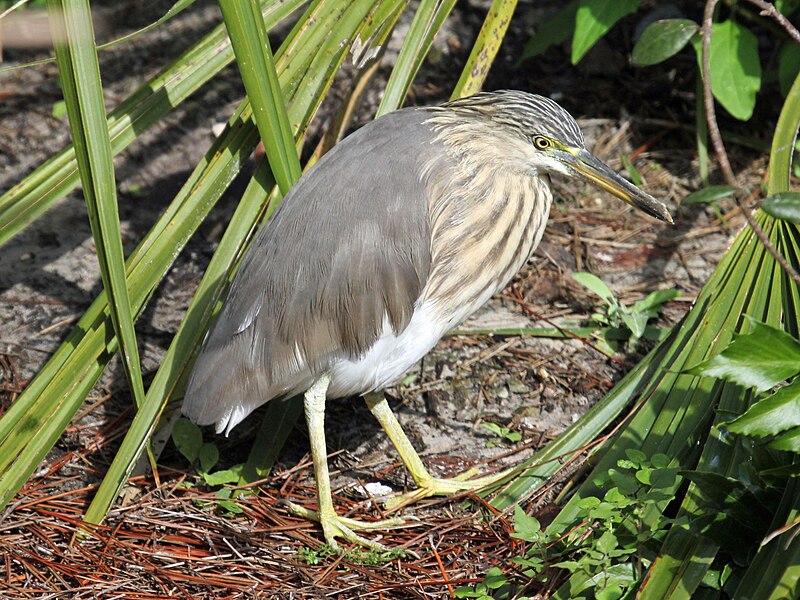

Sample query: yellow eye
[533,136,552,150]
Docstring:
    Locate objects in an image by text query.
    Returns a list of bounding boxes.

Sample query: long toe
[384,466,515,511]
[287,501,405,553]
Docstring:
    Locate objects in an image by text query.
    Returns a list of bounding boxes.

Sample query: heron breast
[423,168,552,329]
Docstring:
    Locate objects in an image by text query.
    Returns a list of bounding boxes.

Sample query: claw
[287,501,404,553]
[364,393,517,511]
[383,466,514,511]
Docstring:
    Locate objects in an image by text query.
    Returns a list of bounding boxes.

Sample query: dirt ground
[0,0,768,597]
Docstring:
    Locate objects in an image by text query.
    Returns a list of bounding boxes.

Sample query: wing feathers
[183,109,440,430]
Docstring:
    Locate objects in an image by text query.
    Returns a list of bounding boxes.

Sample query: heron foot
[287,501,405,553]
[383,466,514,511]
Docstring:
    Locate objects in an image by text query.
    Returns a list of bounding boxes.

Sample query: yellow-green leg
[287,374,403,553]
[365,392,514,510]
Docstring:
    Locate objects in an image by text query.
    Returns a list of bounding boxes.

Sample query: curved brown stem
[702,0,800,287]
[745,0,800,43]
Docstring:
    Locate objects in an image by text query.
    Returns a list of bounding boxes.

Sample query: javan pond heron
[183,90,672,552]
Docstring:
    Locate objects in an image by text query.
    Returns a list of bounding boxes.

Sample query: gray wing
[183,109,437,433]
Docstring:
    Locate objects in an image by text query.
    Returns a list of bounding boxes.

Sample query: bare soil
[0,1,768,597]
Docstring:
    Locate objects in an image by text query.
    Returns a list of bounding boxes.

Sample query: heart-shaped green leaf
[632,19,698,66]
[687,319,800,391]
[724,379,800,438]
[762,192,800,224]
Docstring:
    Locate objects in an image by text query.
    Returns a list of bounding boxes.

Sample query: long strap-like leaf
[219,0,302,193]
[451,0,517,99]
[0,0,304,246]
[377,0,457,116]
[47,0,147,438]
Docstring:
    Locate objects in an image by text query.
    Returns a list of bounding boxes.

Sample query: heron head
[443,90,673,224]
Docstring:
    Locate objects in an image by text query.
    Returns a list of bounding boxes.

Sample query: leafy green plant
[689,319,800,454]
[519,0,641,66]
[458,452,680,599]
[454,567,515,599]
[572,272,680,353]
[344,546,406,566]
[172,418,221,474]
[545,452,678,598]
[297,544,404,566]
[297,544,337,565]
[171,417,246,514]
[563,452,679,587]
[523,1,798,120]
[482,421,522,447]
[630,3,796,184]
[50,99,68,119]
[572,0,640,64]
[209,484,246,516]
[630,18,698,67]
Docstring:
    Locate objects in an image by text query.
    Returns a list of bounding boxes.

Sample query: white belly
[327,301,446,397]
[326,264,514,399]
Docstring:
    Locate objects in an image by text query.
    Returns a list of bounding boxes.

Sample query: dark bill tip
[568,150,673,224]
